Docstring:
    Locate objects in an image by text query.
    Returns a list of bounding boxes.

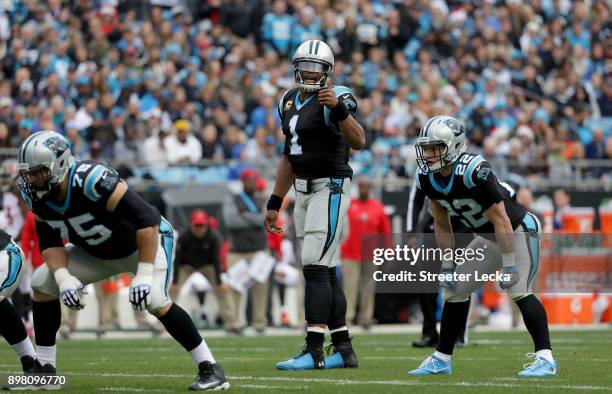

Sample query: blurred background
[0,0,610,339]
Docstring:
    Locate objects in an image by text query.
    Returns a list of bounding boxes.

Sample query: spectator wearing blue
[262,0,293,57]
[290,7,321,57]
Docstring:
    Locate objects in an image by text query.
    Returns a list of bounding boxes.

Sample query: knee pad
[442,288,470,303]
[301,233,326,265]
[30,264,51,293]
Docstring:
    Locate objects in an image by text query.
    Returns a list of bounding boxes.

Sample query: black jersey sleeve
[406,176,426,233]
[35,219,65,251]
[335,86,358,113]
[324,86,358,130]
[80,163,121,204]
[469,161,507,210]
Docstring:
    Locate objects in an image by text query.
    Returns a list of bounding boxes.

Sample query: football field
[1,329,611,393]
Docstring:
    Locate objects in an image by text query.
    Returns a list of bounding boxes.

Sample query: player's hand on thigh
[129,263,154,311]
[55,268,88,310]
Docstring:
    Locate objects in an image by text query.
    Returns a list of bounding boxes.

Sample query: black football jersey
[416,153,526,234]
[25,161,140,259]
[278,86,358,178]
[0,228,10,250]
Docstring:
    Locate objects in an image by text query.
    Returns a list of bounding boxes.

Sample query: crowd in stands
[0,0,610,181]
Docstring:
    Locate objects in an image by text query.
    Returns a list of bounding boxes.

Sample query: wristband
[502,252,516,268]
[54,268,73,286]
[135,262,154,282]
[266,194,283,211]
[330,100,350,122]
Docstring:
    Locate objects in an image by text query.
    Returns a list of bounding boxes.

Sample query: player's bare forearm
[339,116,365,150]
[41,247,70,273]
[136,225,159,264]
[272,155,295,198]
[485,201,515,254]
[430,199,454,250]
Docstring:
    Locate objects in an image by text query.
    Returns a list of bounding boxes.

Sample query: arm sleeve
[470,162,507,210]
[112,188,161,229]
[35,220,65,252]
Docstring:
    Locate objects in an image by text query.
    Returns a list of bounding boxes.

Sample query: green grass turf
[1,330,611,393]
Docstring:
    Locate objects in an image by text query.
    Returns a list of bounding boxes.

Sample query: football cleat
[276,345,325,371]
[518,353,557,377]
[408,354,452,375]
[1,356,42,390]
[324,341,358,369]
[412,336,439,348]
[20,355,41,373]
[189,361,230,391]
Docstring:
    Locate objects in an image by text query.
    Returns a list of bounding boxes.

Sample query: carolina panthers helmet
[292,40,334,93]
[416,115,467,173]
[16,131,74,201]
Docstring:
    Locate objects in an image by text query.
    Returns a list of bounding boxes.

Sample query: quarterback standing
[17,131,229,391]
[408,116,556,377]
[264,39,365,370]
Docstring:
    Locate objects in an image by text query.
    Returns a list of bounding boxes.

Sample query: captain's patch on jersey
[284,100,293,111]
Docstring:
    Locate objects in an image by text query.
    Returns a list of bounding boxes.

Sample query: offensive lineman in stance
[264,40,365,370]
[17,131,229,390]
[408,116,556,377]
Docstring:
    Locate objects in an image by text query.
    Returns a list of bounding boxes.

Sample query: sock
[306,326,325,353]
[303,265,331,325]
[0,299,29,345]
[436,300,470,355]
[515,295,552,352]
[36,345,56,367]
[327,267,348,330]
[158,303,205,362]
[433,351,451,362]
[330,326,350,344]
[11,337,36,359]
[189,340,215,364]
[33,300,61,347]
[536,349,554,363]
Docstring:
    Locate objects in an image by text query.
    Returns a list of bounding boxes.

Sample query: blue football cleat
[518,353,557,377]
[408,354,452,375]
[324,342,358,369]
[276,349,325,371]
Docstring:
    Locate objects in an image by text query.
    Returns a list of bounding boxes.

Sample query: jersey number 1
[288,115,303,155]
